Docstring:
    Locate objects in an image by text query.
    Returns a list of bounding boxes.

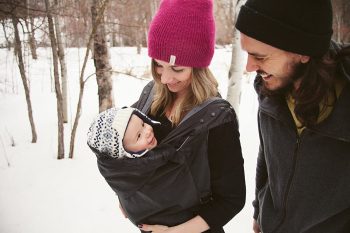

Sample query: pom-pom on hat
[235,0,333,57]
[148,0,215,68]
[87,107,160,159]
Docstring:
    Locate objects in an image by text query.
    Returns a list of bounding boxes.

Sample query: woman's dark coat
[93,81,245,230]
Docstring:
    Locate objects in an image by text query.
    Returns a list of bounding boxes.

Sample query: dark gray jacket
[253,43,350,233]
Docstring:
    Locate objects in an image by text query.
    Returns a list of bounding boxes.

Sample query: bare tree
[333,0,350,43]
[219,0,245,114]
[27,15,38,59]
[1,20,12,50]
[69,0,109,159]
[91,0,114,113]
[149,0,159,18]
[53,0,68,123]
[24,0,38,59]
[214,0,234,44]
[12,13,38,143]
[227,27,244,114]
[45,0,64,159]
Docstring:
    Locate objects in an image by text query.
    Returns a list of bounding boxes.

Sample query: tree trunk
[45,0,65,159]
[25,0,38,59]
[69,0,110,159]
[25,18,38,59]
[1,21,11,50]
[226,0,244,114]
[150,0,159,18]
[136,30,142,54]
[226,27,244,114]
[12,15,38,143]
[91,0,114,113]
[54,0,68,123]
[29,17,38,59]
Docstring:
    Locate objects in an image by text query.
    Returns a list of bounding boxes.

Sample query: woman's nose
[160,70,173,84]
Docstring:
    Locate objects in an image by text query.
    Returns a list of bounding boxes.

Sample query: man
[235,0,350,232]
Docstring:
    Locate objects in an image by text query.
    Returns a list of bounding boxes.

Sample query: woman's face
[154,59,192,97]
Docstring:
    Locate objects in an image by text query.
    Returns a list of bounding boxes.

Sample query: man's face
[240,33,310,94]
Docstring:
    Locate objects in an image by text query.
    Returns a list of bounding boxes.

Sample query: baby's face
[123,114,158,153]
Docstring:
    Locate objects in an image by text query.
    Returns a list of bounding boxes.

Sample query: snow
[0,46,259,233]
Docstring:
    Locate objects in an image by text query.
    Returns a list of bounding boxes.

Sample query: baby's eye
[137,133,141,140]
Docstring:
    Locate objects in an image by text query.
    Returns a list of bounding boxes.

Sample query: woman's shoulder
[179,97,237,130]
[203,97,236,117]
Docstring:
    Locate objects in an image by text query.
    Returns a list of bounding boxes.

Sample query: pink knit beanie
[148,0,215,68]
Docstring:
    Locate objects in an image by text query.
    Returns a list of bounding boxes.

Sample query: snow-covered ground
[0,46,258,233]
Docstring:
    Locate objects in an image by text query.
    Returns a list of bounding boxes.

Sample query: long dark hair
[294,44,350,127]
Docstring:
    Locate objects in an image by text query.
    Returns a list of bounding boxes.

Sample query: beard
[259,62,307,97]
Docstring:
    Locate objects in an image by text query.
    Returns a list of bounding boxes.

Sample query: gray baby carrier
[90,81,237,226]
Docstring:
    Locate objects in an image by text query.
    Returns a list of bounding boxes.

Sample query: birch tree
[53,0,68,123]
[45,0,65,159]
[12,13,38,143]
[91,0,114,113]
[69,0,109,159]
[225,0,245,114]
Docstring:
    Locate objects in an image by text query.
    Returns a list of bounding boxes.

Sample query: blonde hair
[150,59,219,125]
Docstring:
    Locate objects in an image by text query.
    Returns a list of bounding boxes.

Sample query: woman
[133,0,246,232]
[91,0,245,232]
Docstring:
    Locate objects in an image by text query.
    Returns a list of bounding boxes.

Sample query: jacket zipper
[272,135,301,233]
[260,108,302,233]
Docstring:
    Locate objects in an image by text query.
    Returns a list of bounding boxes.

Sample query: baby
[87,107,160,158]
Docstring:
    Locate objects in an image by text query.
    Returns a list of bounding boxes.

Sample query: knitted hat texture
[236,0,333,57]
[87,107,135,159]
[87,107,161,159]
[148,0,215,67]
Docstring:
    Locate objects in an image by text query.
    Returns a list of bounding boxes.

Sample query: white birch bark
[91,0,114,113]
[226,0,245,114]
[54,0,68,123]
[12,14,38,143]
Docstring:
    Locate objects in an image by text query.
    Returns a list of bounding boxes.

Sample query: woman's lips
[167,81,180,88]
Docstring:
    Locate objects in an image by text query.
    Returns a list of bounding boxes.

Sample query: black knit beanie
[235,0,333,57]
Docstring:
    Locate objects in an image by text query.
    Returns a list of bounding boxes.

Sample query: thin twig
[83,69,150,84]
[0,134,10,167]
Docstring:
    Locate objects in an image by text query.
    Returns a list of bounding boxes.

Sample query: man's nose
[246,55,259,72]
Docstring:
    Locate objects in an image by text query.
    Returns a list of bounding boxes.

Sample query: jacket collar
[255,76,350,142]
[315,83,350,142]
[254,75,296,128]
